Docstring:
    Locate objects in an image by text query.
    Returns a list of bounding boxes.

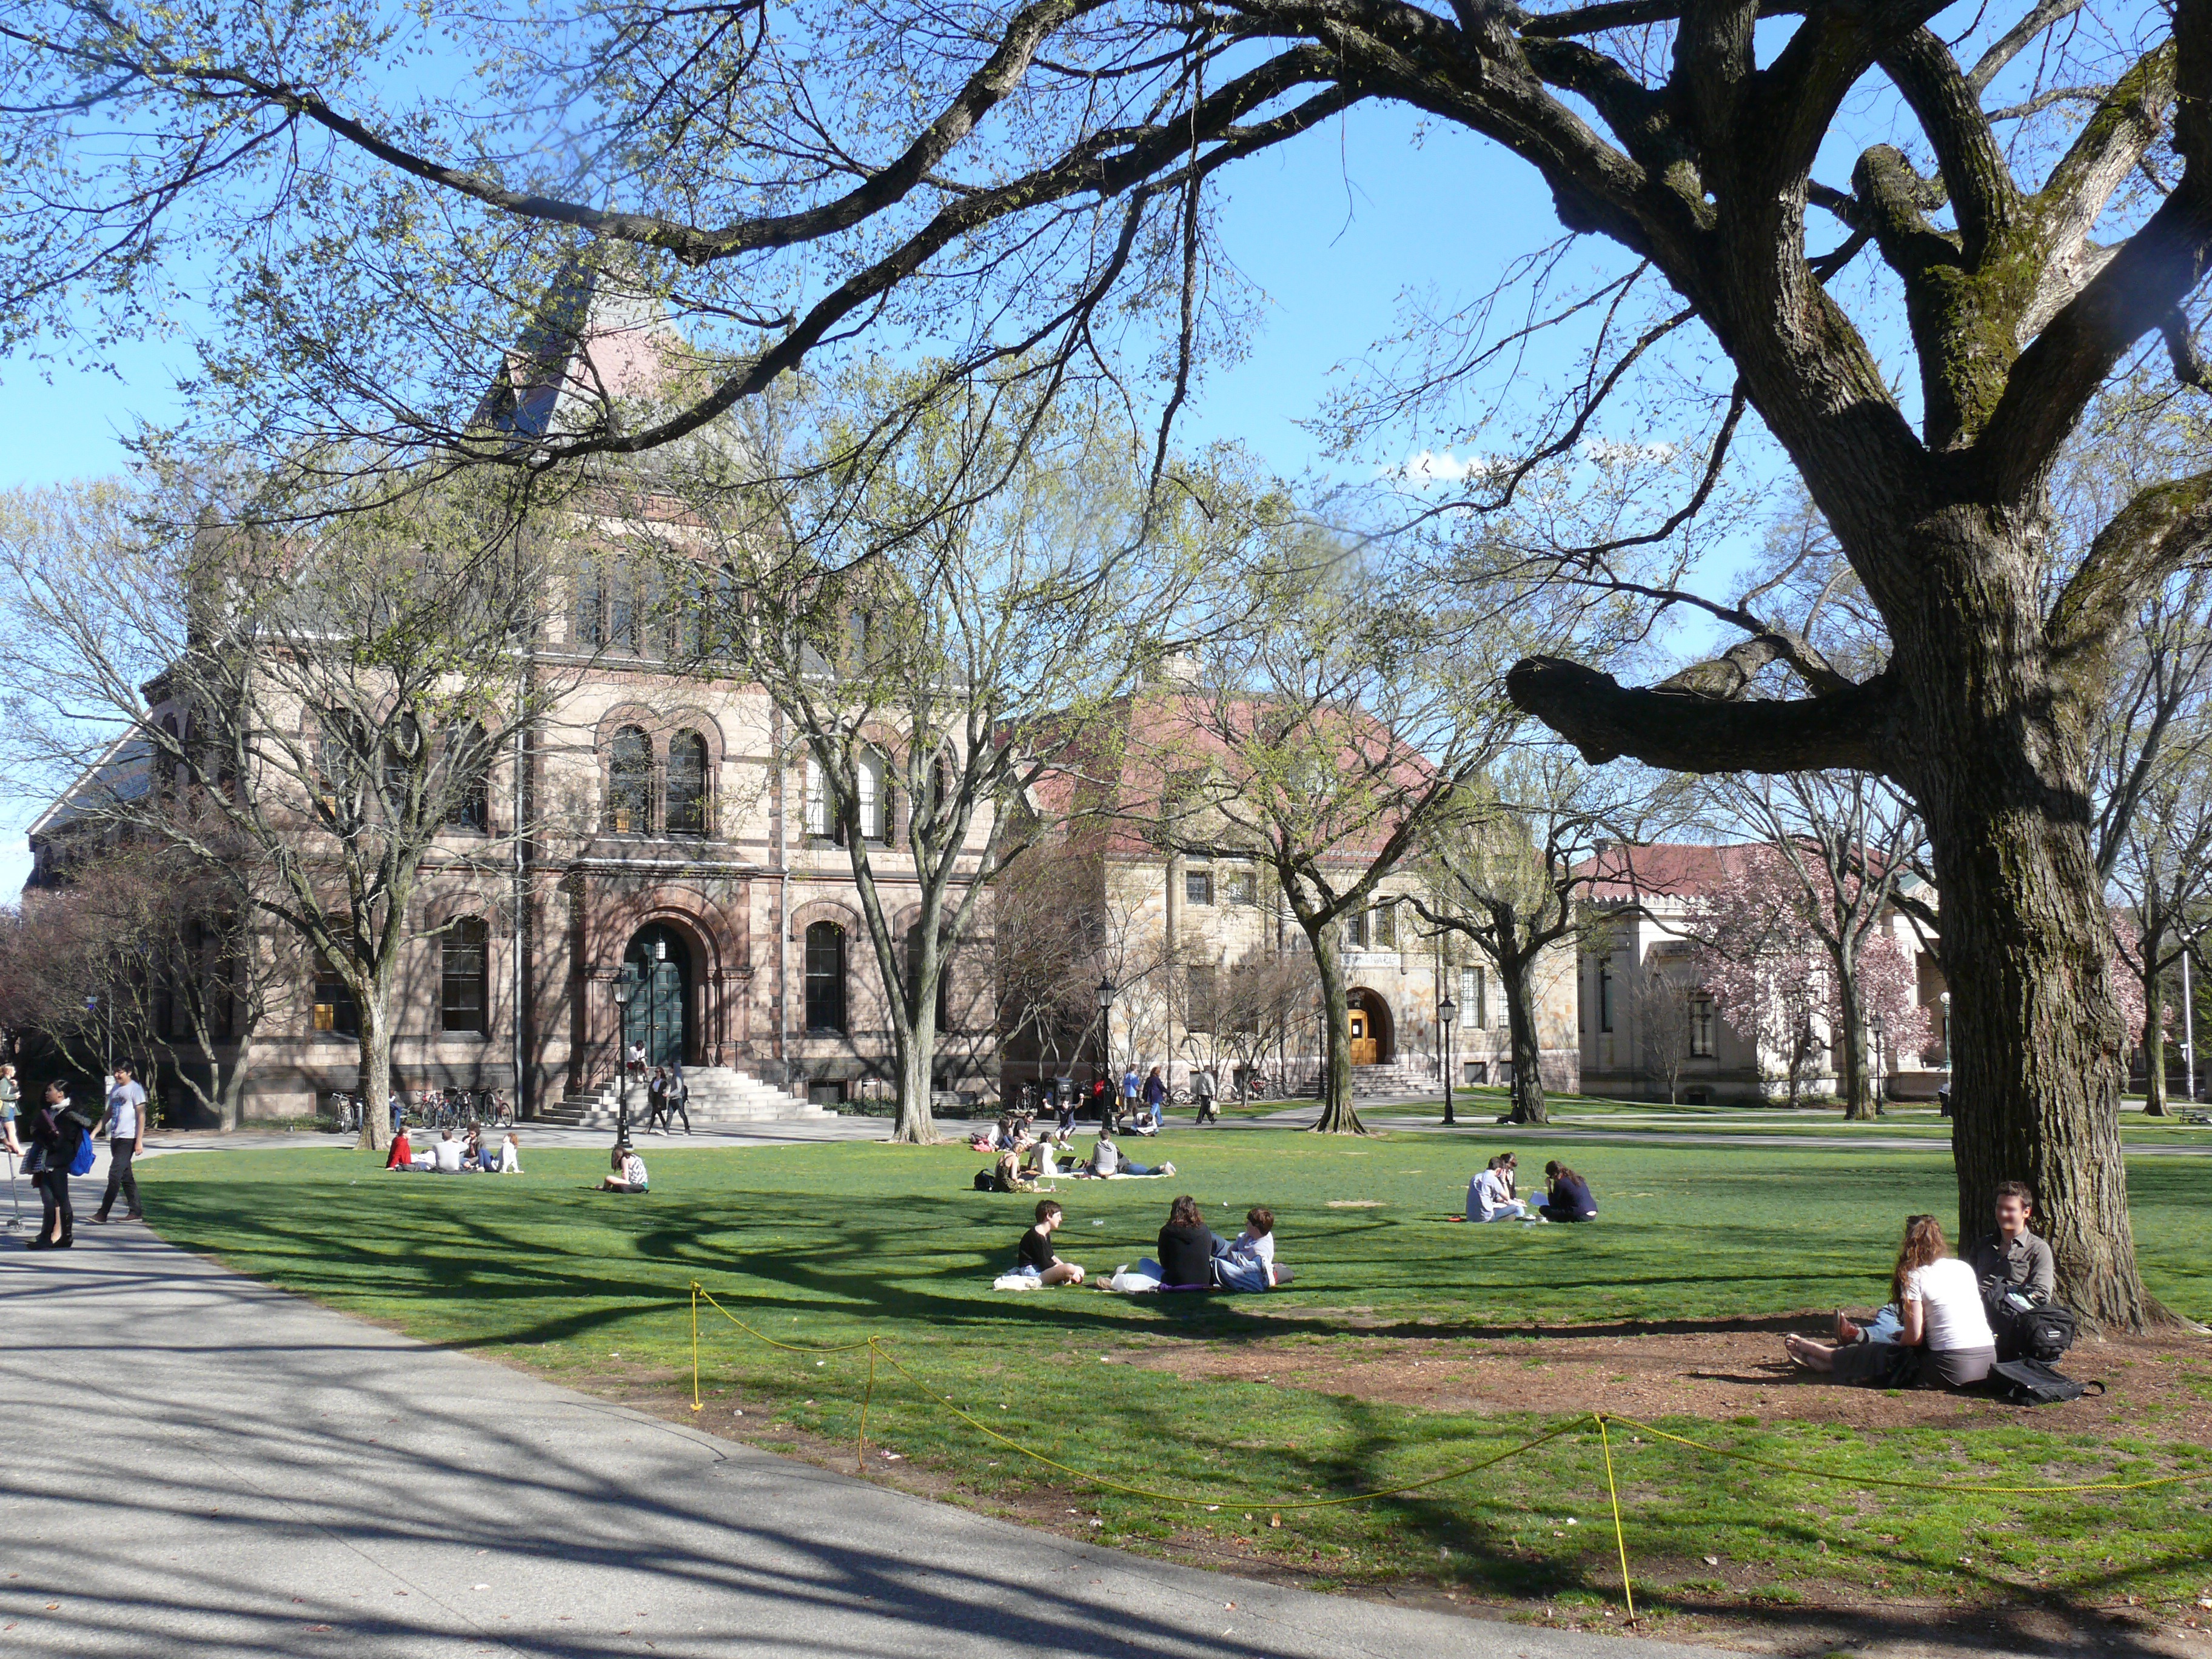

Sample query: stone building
[1574,843,1948,1104]
[999,688,1579,1103]
[24,290,997,1125]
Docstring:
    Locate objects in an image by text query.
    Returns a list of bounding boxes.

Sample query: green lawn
[138,1134,2212,1635]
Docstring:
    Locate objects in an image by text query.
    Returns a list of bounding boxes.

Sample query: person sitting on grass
[991,1147,1037,1193]
[433,1129,466,1175]
[461,1125,489,1171]
[1784,1215,1996,1389]
[599,1143,649,1193]
[1153,1194,1228,1287]
[494,1132,523,1174]
[384,1125,414,1171]
[1538,1161,1598,1222]
[1013,1199,1085,1285]
[1467,1155,1527,1222]
[1022,1130,1071,1181]
[1215,1206,1282,1292]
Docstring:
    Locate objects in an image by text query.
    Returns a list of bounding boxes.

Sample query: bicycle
[329,1093,361,1134]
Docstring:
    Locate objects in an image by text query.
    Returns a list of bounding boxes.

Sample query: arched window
[805,920,846,1033]
[443,722,490,831]
[856,749,888,843]
[441,918,489,1034]
[608,563,637,655]
[608,725,654,834]
[666,730,709,836]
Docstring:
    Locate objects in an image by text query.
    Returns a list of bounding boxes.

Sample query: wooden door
[1349,1010,1376,1067]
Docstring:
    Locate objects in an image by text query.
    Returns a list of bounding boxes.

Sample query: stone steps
[537,1067,832,1128]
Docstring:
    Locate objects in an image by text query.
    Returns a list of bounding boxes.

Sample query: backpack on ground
[973,1168,995,1191]
[1988,1288,2079,1362]
[1986,1357,2102,1406]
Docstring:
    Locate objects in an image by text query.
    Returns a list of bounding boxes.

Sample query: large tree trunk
[354,993,394,1154]
[1835,965,1874,1122]
[1899,532,2150,1329]
[217,1029,254,1133]
[1307,929,1364,1133]
[1501,957,1549,1125]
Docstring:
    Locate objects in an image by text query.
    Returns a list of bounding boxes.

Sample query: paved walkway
[0,1184,1726,1659]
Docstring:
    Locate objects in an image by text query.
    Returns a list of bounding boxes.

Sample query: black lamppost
[1439,990,1456,1126]
[612,977,635,1139]
[1094,976,1113,1122]
[1869,1011,1886,1118]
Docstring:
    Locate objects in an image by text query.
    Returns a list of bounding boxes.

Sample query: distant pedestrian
[1142,1066,1166,1131]
[1192,1065,1218,1125]
[668,1062,691,1134]
[93,1063,146,1223]
[646,1066,670,1134]
[1055,1077,1076,1135]
[0,1062,21,1157]
[1121,1065,1141,1118]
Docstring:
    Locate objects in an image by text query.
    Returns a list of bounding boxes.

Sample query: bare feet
[1835,1312,1863,1343]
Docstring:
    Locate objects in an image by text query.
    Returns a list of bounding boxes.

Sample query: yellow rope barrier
[1594,1413,1637,1626]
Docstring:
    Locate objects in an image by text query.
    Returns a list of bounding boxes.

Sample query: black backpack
[1987,1358,2103,1406]
[2013,1304,2078,1362]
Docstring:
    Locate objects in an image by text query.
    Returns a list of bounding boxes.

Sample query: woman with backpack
[26,1079,90,1250]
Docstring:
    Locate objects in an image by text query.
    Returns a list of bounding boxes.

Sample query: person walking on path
[668,1062,691,1134]
[0,1062,21,1157]
[1191,1065,1218,1125]
[27,1079,87,1249]
[1120,1065,1141,1123]
[1142,1067,1167,1131]
[94,1063,146,1223]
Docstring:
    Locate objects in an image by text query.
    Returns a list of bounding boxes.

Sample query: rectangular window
[313,940,359,1038]
[804,759,830,838]
[1598,960,1614,1033]
[1225,866,1257,906]
[1187,964,1218,1032]
[1463,967,1483,1027]
[1463,1059,1481,1086]
[1185,868,1213,907]
[441,919,489,1035]
[1372,902,1396,950]
[1689,993,1715,1057]
[1345,909,1367,950]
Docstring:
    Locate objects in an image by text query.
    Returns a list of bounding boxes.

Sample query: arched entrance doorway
[620,923,691,1070]
[1347,989,1394,1067]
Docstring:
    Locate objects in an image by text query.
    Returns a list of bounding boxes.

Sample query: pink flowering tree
[1854,931,1934,1088]
[1687,851,1829,1108]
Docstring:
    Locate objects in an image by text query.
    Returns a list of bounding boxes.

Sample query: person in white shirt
[1467,1157,1527,1222]
[495,1133,523,1174]
[1216,1207,1281,1292]
[93,1064,147,1222]
[1785,1215,1997,1388]
[599,1144,648,1192]
[432,1130,465,1174]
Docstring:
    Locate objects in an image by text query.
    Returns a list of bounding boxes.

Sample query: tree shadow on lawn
[142,1181,1914,1354]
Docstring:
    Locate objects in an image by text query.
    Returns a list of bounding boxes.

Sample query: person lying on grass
[1784,1214,1996,1389]
[1083,1130,1172,1179]
[599,1143,649,1193]
[1214,1206,1286,1291]
[1467,1156,1528,1222]
[1538,1161,1597,1222]
[1012,1199,1085,1286]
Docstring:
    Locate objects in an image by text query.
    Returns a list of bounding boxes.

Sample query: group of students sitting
[1005,1195,1287,1292]
[973,1122,1176,1191]
[386,1126,521,1175]
[1465,1153,1598,1224]
[1782,1181,2068,1390]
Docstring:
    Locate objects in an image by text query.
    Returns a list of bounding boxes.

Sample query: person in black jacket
[27,1081,87,1250]
[1538,1161,1598,1222]
[1155,1194,1229,1287]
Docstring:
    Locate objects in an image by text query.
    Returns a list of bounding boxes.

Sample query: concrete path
[0,1185,1727,1659]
